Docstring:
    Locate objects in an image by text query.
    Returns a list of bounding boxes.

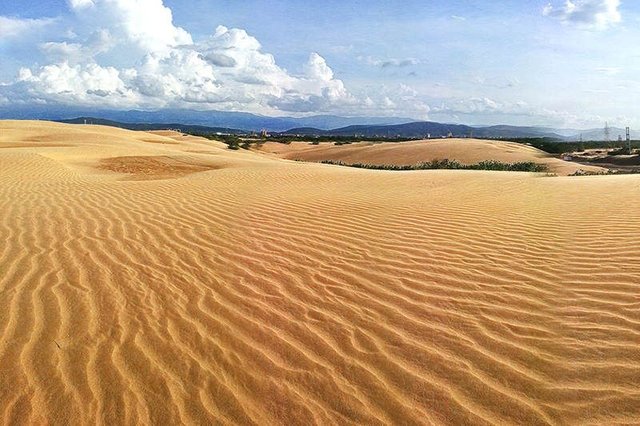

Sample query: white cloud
[40,42,84,61]
[595,66,620,75]
[39,29,115,65]
[304,53,335,81]
[2,1,369,115]
[67,0,192,54]
[68,0,95,9]
[432,97,503,115]
[0,16,54,38]
[351,84,430,119]
[0,0,434,118]
[428,97,617,128]
[16,62,136,107]
[543,0,621,30]
[360,56,421,68]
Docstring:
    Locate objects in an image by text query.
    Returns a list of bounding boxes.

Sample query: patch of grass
[319,159,547,172]
[568,170,611,176]
[568,168,640,176]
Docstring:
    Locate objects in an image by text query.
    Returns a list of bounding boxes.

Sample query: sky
[0,0,638,128]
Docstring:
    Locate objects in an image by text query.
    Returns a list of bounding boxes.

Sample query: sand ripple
[1,122,640,425]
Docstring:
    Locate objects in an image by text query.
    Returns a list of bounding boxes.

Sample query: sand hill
[260,138,606,175]
[1,121,639,425]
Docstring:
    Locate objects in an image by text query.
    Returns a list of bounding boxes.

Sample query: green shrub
[319,159,547,173]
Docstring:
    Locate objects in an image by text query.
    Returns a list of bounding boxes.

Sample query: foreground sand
[260,139,606,175]
[1,121,639,425]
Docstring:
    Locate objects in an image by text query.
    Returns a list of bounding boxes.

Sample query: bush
[609,147,631,156]
[319,159,547,173]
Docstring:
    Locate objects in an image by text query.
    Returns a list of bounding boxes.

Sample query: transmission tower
[626,127,631,153]
[604,122,611,143]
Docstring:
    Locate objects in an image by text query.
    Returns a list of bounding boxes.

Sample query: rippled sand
[1,121,639,425]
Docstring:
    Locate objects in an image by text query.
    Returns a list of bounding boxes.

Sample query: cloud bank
[0,0,428,117]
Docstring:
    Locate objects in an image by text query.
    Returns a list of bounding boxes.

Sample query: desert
[1,120,639,424]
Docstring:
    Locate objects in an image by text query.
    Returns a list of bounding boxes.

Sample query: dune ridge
[260,139,606,175]
[1,121,639,425]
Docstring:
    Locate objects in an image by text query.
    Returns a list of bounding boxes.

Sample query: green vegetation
[608,147,636,156]
[319,159,547,173]
[507,138,640,154]
[568,170,611,176]
[567,169,640,176]
[184,129,640,159]
[226,139,240,150]
[187,133,246,150]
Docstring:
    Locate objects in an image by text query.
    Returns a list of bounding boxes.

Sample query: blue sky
[0,0,638,127]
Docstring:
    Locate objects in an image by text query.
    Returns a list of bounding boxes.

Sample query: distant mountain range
[58,118,566,139]
[283,123,567,139]
[58,118,635,141]
[59,117,246,135]
[0,105,632,140]
[0,105,412,132]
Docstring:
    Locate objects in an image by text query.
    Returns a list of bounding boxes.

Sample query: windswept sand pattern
[1,121,640,425]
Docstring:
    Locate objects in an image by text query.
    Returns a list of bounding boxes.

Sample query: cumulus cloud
[16,62,136,107]
[66,0,192,54]
[0,0,432,118]
[543,0,621,30]
[0,16,54,38]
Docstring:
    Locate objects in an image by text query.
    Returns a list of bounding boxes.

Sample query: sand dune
[260,139,606,175]
[1,121,639,425]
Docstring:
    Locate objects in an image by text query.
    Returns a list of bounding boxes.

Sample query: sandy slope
[260,139,606,175]
[1,121,639,425]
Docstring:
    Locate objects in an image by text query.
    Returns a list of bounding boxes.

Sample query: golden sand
[260,139,606,175]
[1,121,639,424]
